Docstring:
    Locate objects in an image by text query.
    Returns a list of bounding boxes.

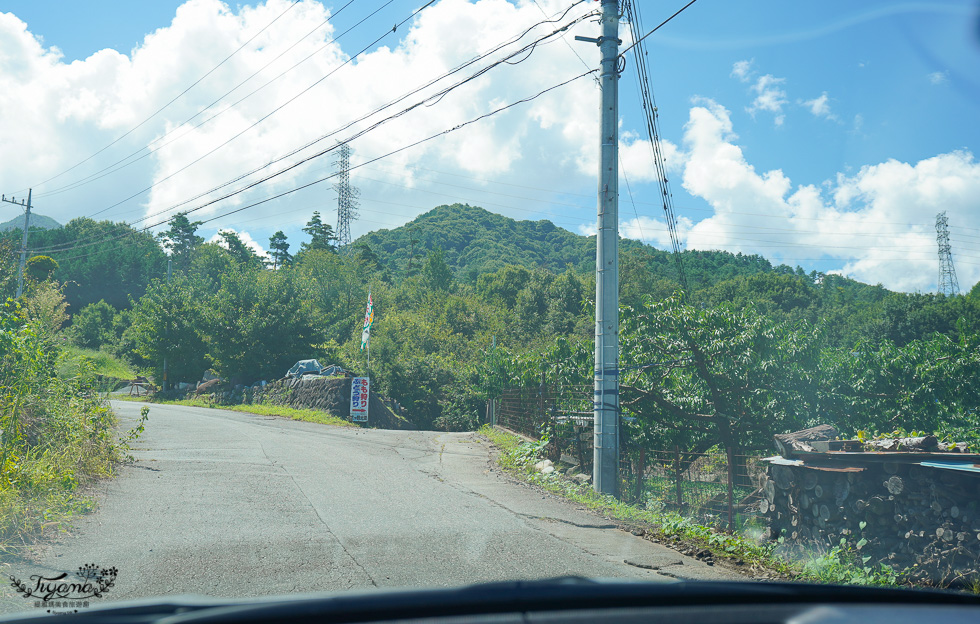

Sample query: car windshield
[1,0,979,617]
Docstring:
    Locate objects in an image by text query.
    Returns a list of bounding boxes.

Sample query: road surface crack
[254,440,378,587]
[516,513,618,530]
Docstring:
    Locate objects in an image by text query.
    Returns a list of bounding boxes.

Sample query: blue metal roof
[920,460,980,474]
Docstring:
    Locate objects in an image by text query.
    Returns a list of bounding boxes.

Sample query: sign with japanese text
[350,377,369,422]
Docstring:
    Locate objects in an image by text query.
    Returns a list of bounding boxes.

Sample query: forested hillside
[0,213,61,232]
[2,203,978,445]
[358,203,646,279]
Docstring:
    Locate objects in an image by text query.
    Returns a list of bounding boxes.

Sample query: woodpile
[764,426,980,587]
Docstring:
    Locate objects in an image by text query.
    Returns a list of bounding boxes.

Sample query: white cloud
[0,0,602,237]
[747,74,788,126]
[801,92,837,121]
[616,130,683,184]
[730,59,753,82]
[731,61,788,126]
[676,99,980,292]
[620,215,693,248]
[4,1,978,294]
[577,215,691,249]
[927,70,949,85]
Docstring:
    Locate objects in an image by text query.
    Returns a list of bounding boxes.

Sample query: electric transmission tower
[936,211,960,296]
[333,142,359,254]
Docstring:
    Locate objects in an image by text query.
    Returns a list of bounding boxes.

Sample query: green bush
[0,294,141,555]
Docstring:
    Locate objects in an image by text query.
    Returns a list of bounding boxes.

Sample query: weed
[479,424,913,588]
[130,396,355,428]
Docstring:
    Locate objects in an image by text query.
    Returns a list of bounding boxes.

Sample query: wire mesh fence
[492,385,767,532]
[621,447,768,531]
[494,384,595,468]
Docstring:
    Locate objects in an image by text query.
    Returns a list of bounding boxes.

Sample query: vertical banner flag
[361,291,373,350]
[350,377,369,422]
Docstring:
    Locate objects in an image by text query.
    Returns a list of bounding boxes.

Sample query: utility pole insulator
[1,189,33,298]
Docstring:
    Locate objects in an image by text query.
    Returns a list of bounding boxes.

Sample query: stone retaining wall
[764,461,980,586]
[202,376,415,430]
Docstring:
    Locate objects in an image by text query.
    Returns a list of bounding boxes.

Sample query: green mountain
[354,203,800,287]
[0,213,61,232]
[355,203,647,281]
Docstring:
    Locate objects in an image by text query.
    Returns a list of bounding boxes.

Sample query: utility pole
[164,258,171,391]
[334,142,359,255]
[577,0,620,496]
[1,189,32,298]
[936,211,959,296]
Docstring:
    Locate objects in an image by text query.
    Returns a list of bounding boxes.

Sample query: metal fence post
[634,447,645,504]
[726,446,736,531]
[674,445,683,508]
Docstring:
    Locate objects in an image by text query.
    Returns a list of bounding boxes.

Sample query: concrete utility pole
[578,0,621,496]
[1,189,32,298]
[164,258,172,391]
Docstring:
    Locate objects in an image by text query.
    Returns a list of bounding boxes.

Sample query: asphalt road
[1,401,739,613]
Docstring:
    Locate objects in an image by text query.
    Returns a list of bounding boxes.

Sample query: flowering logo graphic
[9,564,118,605]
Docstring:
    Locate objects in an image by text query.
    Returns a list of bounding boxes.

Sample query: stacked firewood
[763,427,980,586]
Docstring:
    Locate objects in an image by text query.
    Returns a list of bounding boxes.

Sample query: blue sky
[1,0,978,292]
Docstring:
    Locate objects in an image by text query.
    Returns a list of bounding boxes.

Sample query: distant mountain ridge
[355,203,784,285]
[0,213,61,232]
[354,203,647,280]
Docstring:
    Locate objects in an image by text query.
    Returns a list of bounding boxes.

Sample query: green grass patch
[130,396,355,428]
[59,347,135,381]
[479,425,908,588]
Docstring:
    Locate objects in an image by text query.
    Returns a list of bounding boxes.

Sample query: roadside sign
[350,377,369,422]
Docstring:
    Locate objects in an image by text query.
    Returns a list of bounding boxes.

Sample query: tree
[615,295,823,452]
[69,300,116,349]
[819,333,980,440]
[25,255,58,283]
[268,231,292,269]
[353,243,382,272]
[158,212,204,272]
[23,218,167,312]
[189,243,234,290]
[422,247,453,291]
[199,266,322,383]
[129,274,210,385]
[217,230,259,266]
[300,212,337,254]
[23,281,70,349]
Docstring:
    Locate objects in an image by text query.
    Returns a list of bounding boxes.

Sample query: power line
[21,0,304,194]
[34,0,362,200]
[620,0,700,57]
[624,0,687,289]
[32,2,595,254]
[79,0,440,222]
[45,68,600,264]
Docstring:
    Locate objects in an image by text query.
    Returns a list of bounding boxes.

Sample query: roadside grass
[0,286,149,561]
[59,347,135,381]
[0,388,144,561]
[123,395,355,428]
[479,425,906,588]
